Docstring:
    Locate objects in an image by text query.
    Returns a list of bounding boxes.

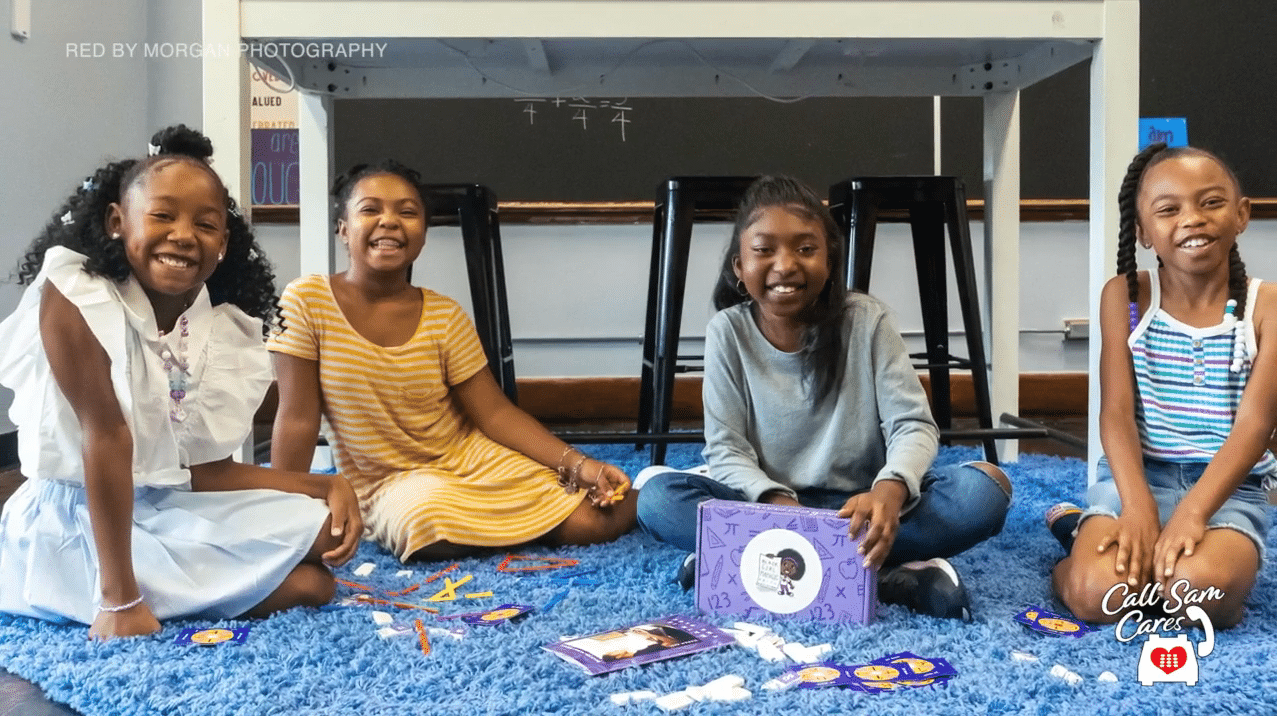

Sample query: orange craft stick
[423,563,460,584]
[335,578,380,592]
[413,619,431,656]
[385,583,421,597]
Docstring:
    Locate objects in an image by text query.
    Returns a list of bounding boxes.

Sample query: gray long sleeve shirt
[701,293,939,505]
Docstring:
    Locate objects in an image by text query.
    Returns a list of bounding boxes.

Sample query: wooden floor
[0,416,1087,715]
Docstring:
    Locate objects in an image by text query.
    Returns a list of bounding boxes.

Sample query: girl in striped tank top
[1052,144,1276,629]
[268,161,636,562]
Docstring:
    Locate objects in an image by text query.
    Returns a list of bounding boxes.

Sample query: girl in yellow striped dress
[268,161,635,561]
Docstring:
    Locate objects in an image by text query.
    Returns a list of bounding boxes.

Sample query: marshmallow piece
[396,569,414,578]
[756,639,786,662]
[782,642,818,663]
[609,693,633,706]
[703,675,745,691]
[654,692,695,711]
[1010,650,1040,663]
[375,625,411,639]
[1098,671,1118,683]
[715,687,751,702]
[370,611,393,625]
[732,630,761,649]
[733,621,772,636]
[353,562,376,577]
[1050,664,1083,686]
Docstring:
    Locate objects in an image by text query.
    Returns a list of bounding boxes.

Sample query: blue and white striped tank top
[1130,268,1275,473]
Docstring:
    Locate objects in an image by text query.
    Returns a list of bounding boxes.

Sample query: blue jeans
[1083,456,1272,559]
[635,463,1010,568]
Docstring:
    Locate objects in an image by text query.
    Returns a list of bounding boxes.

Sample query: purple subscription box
[695,499,876,624]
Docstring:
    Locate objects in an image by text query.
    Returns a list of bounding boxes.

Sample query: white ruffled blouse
[0,246,273,485]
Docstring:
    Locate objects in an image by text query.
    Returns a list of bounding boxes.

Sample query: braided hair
[1117,143,1249,329]
[329,159,433,226]
[14,125,280,331]
[712,175,849,403]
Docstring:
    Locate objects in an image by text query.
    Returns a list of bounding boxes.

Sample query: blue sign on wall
[1139,118,1188,150]
[250,128,299,206]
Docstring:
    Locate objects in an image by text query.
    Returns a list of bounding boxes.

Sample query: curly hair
[712,175,848,403]
[14,124,280,331]
[1117,143,1249,326]
[329,158,433,225]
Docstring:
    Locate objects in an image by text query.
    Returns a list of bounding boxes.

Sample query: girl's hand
[573,459,631,507]
[322,475,363,566]
[837,480,908,569]
[1153,508,1208,592]
[759,490,801,507]
[1096,509,1160,587]
[88,603,160,640]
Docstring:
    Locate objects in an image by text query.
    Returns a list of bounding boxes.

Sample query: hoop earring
[735,279,748,296]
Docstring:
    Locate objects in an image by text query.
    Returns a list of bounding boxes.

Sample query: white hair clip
[147,142,161,156]
[60,211,74,226]
[81,178,95,192]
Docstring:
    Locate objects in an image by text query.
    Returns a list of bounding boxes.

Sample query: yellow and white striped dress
[268,274,581,560]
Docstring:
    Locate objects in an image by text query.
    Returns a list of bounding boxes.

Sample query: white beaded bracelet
[98,594,145,613]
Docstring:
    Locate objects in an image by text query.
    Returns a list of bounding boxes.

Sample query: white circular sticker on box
[739,528,823,613]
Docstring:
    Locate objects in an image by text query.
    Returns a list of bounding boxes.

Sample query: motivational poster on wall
[249,68,299,207]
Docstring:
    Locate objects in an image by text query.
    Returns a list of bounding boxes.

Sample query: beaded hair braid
[1116,142,1251,371]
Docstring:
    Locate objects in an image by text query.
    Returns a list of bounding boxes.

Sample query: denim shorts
[1081,457,1272,559]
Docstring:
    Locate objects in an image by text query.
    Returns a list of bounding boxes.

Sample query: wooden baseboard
[517,372,1088,423]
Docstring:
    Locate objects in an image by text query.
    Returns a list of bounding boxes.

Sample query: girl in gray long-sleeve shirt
[635,176,1012,620]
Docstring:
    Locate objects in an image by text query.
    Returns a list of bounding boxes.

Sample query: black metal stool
[426,184,518,403]
[636,176,758,464]
[828,176,998,462]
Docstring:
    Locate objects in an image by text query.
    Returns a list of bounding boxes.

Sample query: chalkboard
[332,0,1277,202]
[334,97,938,202]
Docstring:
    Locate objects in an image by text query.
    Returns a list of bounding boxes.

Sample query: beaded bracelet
[98,594,145,613]
[554,446,577,481]
[559,452,590,495]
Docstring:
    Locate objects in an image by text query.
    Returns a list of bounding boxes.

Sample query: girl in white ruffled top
[0,126,363,639]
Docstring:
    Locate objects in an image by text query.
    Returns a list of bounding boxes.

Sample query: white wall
[260,216,1277,381]
[4,0,1275,430]
[0,0,202,432]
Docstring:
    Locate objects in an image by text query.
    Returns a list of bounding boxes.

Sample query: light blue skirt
[0,478,330,625]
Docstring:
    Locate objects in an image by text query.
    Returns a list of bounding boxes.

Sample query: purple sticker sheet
[695,500,877,624]
[542,615,733,676]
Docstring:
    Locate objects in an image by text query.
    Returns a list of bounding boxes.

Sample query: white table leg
[1088,0,1141,483]
[983,89,1022,462]
[299,92,335,276]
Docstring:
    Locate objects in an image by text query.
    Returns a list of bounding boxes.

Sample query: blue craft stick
[540,588,570,613]
[550,568,599,581]
[569,577,601,587]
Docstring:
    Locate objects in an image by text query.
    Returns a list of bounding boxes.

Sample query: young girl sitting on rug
[0,126,362,640]
[1050,144,1276,629]
[634,175,1011,620]
[267,160,636,562]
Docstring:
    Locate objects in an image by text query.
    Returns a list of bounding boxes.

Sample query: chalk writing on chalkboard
[512,98,634,142]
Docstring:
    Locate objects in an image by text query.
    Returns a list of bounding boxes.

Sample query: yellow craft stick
[425,574,474,602]
[463,591,494,599]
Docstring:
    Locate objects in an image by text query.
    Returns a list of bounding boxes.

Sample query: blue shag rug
[2,445,1276,715]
